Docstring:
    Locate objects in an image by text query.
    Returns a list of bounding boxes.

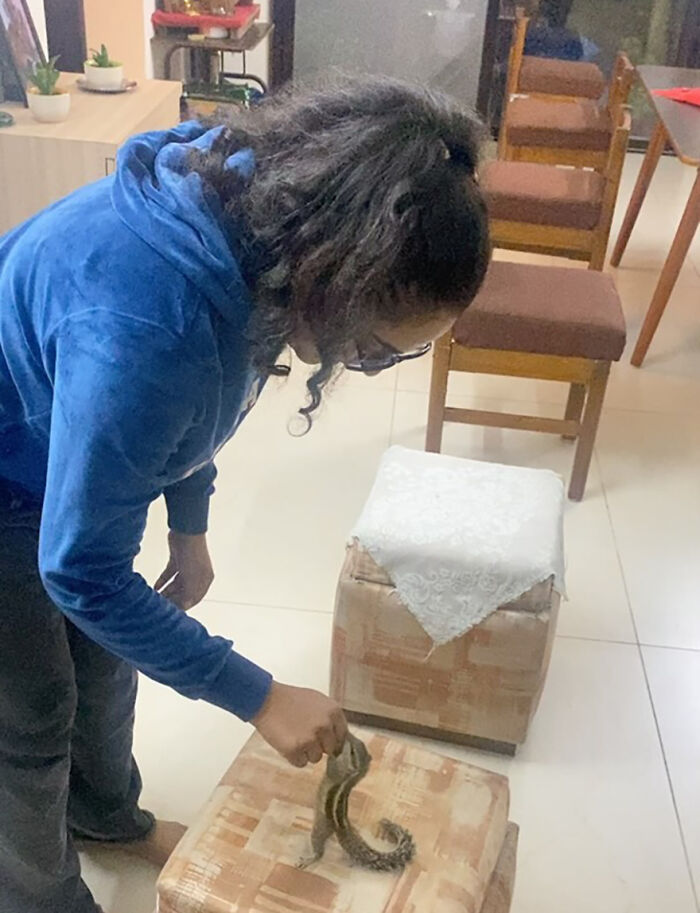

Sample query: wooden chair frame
[506,8,604,104]
[501,52,634,171]
[497,7,608,157]
[425,334,612,501]
[490,107,631,270]
[497,9,530,159]
[505,8,530,103]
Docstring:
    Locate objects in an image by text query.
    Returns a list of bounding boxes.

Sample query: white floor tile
[612,153,700,285]
[79,850,158,913]
[509,638,696,913]
[596,409,700,650]
[133,601,333,824]
[136,371,395,613]
[391,638,696,913]
[643,646,700,893]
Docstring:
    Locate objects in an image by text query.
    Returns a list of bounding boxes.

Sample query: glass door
[294,0,492,111]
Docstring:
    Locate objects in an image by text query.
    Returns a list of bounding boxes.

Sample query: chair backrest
[606,52,635,117]
[596,106,632,249]
[506,8,530,99]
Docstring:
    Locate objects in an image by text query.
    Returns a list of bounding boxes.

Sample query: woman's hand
[154,530,214,611]
[252,682,348,767]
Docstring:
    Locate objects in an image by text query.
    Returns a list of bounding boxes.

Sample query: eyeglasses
[344,336,432,373]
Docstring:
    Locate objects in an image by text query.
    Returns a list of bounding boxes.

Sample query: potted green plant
[27,57,70,123]
[84,44,123,91]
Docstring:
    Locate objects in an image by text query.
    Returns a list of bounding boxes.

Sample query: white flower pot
[27,91,71,123]
[202,26,229,38]
[83,62,124,90]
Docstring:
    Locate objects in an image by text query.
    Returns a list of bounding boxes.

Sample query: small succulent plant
[28,57,62,96]
[89,44,119,67]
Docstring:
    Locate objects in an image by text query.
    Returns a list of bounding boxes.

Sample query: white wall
[143,0,154,77]
[233,0,269,86]
[26,0,47,55]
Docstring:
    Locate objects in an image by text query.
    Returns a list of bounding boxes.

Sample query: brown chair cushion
[519,56,606,99]
[453,260,626,361]
[507,97,612,151]
[481,160,604,230]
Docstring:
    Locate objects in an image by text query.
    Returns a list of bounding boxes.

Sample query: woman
[0,76,489,912]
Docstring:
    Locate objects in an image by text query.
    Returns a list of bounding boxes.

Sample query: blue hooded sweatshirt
[0,121,273,720]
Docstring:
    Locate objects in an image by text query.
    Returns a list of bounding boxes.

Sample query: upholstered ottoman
[157,730,519,913]
[330,447,565,753]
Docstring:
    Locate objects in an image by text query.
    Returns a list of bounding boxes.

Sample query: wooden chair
[506,9,606,103]
[483,107,631,270]
[425,261,626,501]
[501,52,634,171]
[498,7,607,158]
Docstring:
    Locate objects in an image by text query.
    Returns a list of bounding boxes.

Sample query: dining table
[610,64,700,367]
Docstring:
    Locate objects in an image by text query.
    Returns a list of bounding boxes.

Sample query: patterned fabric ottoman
[330,447,566,753]
[157,730,519,913]
[331,545,559,753]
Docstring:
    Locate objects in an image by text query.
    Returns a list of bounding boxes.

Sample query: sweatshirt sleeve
[39,310,272,721]
[164,462,217,535]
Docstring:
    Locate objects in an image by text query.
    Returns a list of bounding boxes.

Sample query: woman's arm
[39,309,271,720]
[163,462,217,535]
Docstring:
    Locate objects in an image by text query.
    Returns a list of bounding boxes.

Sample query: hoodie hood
[111,121,253,328]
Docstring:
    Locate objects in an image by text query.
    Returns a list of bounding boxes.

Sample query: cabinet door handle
[105,157,116,175]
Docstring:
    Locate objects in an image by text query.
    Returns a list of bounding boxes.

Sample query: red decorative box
[152,5,260,33]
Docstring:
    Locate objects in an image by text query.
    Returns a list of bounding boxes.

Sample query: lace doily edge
[358,540,566,647]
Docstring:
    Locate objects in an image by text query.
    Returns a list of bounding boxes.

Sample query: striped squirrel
[298,732,416,872]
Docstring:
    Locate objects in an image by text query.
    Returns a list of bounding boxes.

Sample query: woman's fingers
[304,741,323,765]
[154,558,177,592]
[252,683,349,767]
[319,728,337,758]
[160,576,187,611]
[331,709,348,754]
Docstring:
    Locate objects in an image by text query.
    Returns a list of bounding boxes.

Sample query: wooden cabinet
[0,76,181,234]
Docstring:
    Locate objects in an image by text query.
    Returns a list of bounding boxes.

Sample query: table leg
[630,167,700,367]
[610,120,668,268]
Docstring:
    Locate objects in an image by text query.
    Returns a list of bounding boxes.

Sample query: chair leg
[562,383,586,440]
[588,238,607,271]
[497,103,509,159]
[569,362,610,501]
[425,333,452,453]
[630,167,700,367]
[610,120,667,267]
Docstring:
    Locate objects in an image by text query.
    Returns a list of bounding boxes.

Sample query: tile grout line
[201,599,700,654]
[557,632,700,654]
[556,633,637,647]
[201,597,334,616]
[201,596,700,656]
[594,447,640,644]
[638,642,700,655]
[595,446,700,912]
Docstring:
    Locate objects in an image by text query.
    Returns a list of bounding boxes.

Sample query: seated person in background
[525,0,588,60]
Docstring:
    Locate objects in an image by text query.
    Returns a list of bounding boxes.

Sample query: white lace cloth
[351,447,566,645]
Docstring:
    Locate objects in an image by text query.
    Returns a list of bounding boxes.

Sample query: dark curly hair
[193,74,490,423]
